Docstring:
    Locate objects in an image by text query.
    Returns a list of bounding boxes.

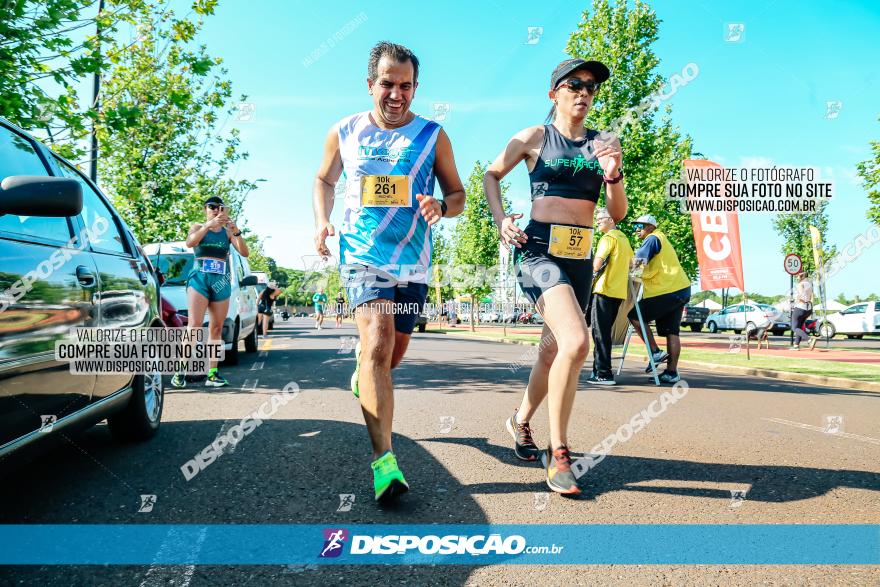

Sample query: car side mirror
[0,176,82,217]
[240,275,258,287]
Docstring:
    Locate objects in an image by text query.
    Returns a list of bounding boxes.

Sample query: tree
[566,0,696,277]
[856,115,880,226]
[95,0,258,244]
[0,0,137,159]
[451,161,510,331]
[429,225,455,306]
[771,202,836,276]
[690,290,720,304]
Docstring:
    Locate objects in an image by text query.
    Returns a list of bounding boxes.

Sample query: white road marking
[299,431,321,437]
[762,417,880,445]
[250,362,264,370]
[240,379,259,392]
[139,527,207,587]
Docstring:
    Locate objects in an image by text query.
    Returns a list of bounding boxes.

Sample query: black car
[0,116,164,465]
[414,313,428,333]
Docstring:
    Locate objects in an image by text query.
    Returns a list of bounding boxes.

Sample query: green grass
[431,328,880,383]
[624,346,880,383]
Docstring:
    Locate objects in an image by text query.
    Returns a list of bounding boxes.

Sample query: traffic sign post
[784,254,802,346]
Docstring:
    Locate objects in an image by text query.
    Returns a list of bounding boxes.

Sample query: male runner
[312,289,328,329]
[312,41,465,502]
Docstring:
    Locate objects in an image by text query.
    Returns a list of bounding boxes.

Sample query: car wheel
[107,371,163,442]
[707,321,718,333]
[771,329,785,336]
[244,322,259,352]
[690,324,703,332]
[418,323,426,333]
[818,322,836,339]
[846,334,863,340]
[222,321,240,366]
[733,329,742,335]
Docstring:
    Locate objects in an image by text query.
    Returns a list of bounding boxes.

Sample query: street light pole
[89,0,105,183]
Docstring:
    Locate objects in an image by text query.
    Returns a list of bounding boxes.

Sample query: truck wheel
[418,323,426,333]
[689,324,703,332]
[818,322,836,339]
[222,321,240,366]
[108,371,163,442]
[244,322,259,352]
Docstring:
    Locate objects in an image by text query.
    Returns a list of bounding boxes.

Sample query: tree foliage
[856,115,880,227]
[429,224,455,305]
[0,0,138,159]
[566,0,696,277]
[451,161,510,328]
[95,0,257,244]
[771,202,836,276]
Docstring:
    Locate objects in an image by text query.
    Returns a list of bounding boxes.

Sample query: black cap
[204,196,225,206]
[550,58,610,89]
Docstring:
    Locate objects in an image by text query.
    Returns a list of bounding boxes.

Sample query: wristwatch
[233,231,242,237]
[603,169,624,184]
[439,199,448,217]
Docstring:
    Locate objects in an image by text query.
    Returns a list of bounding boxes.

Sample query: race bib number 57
[360,175,410,207]
[548,225,593,259]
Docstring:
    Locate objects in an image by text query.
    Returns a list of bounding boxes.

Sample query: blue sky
[139,0,880,298]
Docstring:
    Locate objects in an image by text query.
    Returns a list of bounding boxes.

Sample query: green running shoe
[371,451,409,502]
[170,372,186,388]
[205,371,229,387]
[350,341,361,398]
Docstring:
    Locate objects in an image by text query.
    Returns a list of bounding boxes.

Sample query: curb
[430,330,880,394]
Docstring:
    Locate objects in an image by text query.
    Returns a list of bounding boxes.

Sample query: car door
[839,303,868,334]
[53,157,154,400]
[236,253,258,335]
[0,125,97,446]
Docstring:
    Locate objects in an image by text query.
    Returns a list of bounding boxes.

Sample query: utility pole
[89,0,105,183]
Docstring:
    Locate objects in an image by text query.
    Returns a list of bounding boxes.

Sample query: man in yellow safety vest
[627,214,691,384]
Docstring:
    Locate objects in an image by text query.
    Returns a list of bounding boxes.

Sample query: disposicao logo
[319,528,348,558]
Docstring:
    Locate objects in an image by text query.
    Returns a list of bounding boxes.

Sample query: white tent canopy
[694,299,722,310]
[775,299,845,312]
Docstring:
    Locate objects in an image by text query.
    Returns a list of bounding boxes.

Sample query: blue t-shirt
[635,235,661,262]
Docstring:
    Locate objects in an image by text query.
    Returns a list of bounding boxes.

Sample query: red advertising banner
[685,159,746,292]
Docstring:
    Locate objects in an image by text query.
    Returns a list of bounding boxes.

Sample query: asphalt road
[2,318,878,586]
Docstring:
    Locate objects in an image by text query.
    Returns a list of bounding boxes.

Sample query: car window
[846,304,867,315]
[149,253,193,286]
[54,159,128,255]
[875,302,880,312]
[235,253,246,282]
[0,126,72,242]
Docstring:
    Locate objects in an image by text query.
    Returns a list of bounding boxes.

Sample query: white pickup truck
[817,301,880,339]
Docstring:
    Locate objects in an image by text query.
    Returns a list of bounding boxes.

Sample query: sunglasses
[633,223,646,231]
[206,204,226,211]
[558,78,601,95]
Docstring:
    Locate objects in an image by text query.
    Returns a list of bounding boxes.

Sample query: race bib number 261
[360,175,410,207]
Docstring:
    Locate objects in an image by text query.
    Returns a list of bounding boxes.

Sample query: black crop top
[528,124,604,202]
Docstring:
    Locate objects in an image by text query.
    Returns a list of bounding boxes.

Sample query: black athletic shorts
[627,286,691,336]
[514,220,593,313]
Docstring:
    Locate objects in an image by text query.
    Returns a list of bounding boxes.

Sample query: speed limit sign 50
[784,253,802,275]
